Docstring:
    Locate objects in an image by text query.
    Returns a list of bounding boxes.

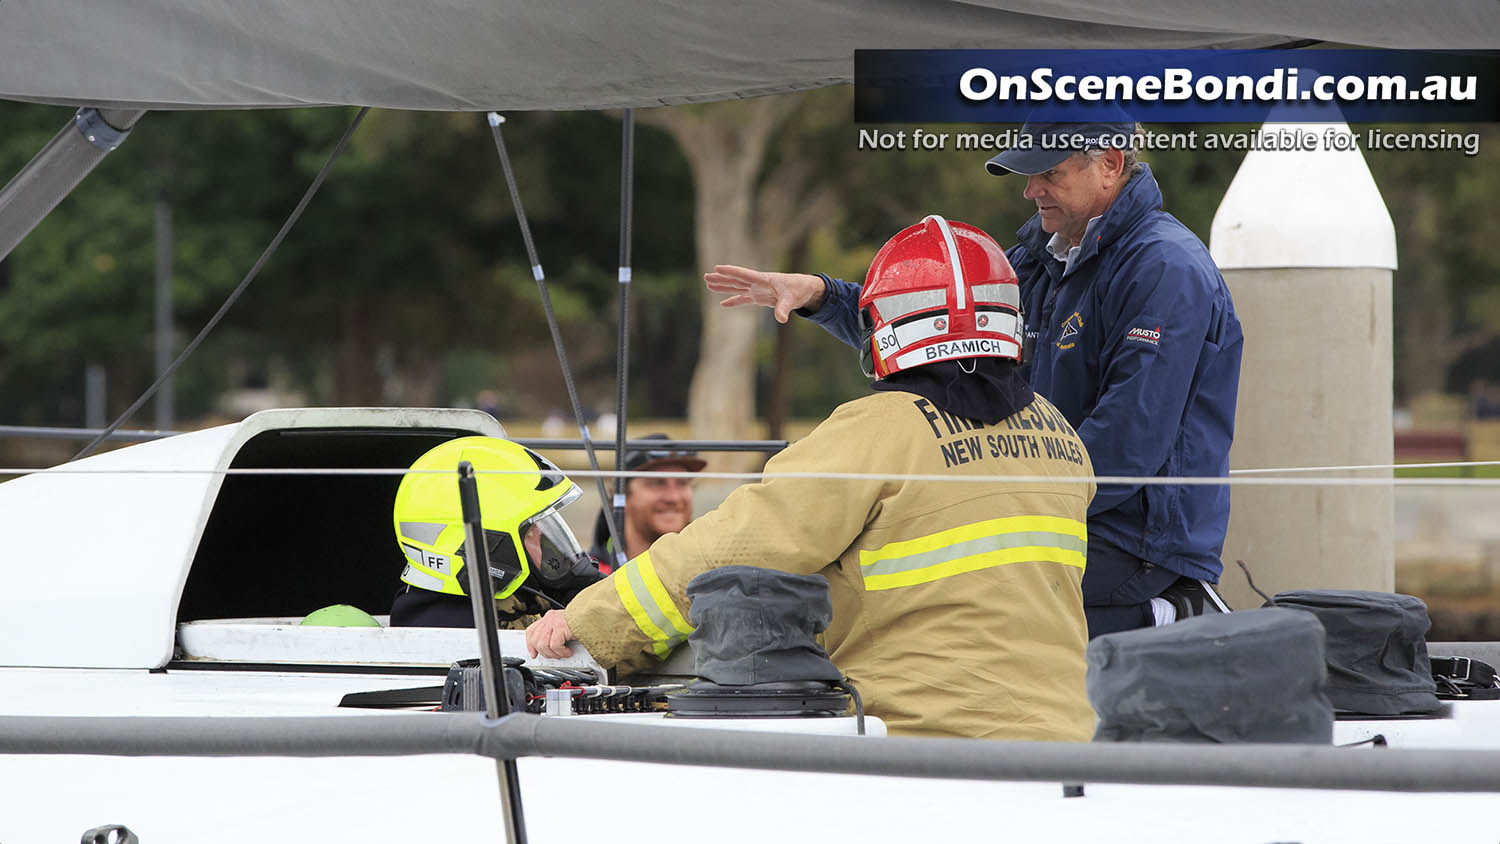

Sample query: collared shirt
[1044,216,1103,273]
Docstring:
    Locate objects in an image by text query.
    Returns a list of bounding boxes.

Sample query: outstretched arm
[703,265,865,348]
[703,265,827,323]
[557,401,892,675]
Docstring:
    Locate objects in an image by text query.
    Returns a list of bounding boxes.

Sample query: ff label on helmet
[394,436,595,601]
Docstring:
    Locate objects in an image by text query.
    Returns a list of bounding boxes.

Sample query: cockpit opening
[176,427,472,623]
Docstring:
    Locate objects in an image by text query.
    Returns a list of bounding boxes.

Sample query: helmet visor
[478,484,583,599]
[518,485,589,586]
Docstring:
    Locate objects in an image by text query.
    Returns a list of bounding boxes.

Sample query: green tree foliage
[0,105,696,424]
[1,95,1496,433]
[1361,124,1500,400]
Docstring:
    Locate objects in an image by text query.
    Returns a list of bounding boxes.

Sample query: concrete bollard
[1210,121,1396,609]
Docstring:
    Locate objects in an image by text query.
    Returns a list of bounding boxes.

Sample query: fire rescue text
[913,399,1085,469]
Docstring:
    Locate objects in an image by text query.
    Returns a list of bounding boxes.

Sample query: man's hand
[525,609,575,659]
[703,266,826,324]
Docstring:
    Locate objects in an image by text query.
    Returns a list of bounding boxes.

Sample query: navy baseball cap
[985,120,1137,176]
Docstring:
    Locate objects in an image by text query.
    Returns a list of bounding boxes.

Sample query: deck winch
[664,566,863,727]
[440,657,680,714]
[665,679,853,718]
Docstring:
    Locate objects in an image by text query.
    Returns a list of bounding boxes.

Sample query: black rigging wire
[514,581,565,611]
[611,110,635,567]
[1237,559,1276,605]
[486,112,625,563]
[72,107,372,461]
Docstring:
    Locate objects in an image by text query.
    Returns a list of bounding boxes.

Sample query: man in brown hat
[590,433,705,572]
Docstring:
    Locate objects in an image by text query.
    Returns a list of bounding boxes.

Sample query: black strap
[1431,656,1500,700]
[338,685,444,709]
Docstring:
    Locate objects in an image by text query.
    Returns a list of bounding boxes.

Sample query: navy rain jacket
[808,165,1243,581]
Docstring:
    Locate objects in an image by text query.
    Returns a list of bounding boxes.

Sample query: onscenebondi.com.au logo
[854,49,1500,123]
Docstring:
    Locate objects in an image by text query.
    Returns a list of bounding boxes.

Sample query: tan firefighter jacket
[566,389,1096,740]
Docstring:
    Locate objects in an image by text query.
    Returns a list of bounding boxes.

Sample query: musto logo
[1125,325,1161,346]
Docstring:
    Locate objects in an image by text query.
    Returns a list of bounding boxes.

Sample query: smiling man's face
[623,472,694,557]
[1021,151,1125,247]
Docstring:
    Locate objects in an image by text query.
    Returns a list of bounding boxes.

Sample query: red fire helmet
[858,215,1024,379]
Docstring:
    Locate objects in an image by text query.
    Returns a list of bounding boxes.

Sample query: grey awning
[0,0,1494,111]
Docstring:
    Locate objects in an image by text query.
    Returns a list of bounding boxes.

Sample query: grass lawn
[1394,463,1500,479]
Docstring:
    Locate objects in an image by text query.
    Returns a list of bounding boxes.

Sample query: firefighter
[706,121,1242,635]
[527,217,1096,740]
[389,437,602,628]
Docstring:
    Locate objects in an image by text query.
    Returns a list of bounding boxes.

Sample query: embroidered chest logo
[1125,325,1162,346]
[1056,311,1083,350]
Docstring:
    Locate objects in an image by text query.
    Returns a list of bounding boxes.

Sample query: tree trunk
[401,353,445,407]
[640,97,838,470]
[686,149,766,446]
[641,102,781,467]
[336,298,382,405]
[767,234,811,444]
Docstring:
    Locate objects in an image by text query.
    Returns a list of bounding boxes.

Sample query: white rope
[2,466,1500,488]
[1232,459,1500,474]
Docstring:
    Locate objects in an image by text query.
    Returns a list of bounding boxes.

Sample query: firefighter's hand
[525,609,575,659]
[704,266,826,324]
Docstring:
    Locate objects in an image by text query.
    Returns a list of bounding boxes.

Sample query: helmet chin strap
[958,358,977,374]
[858,308,878,380]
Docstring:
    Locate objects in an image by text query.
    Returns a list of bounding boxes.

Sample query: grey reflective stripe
[399,521,446,544]
[874,289,946,320]
[401,544,424,565]
[860,530,1087,580]
[623,563,686,646]
[401,563,447,592]
[970,283,1019,308]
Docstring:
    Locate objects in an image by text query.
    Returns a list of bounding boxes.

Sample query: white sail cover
[0,0,1495,111]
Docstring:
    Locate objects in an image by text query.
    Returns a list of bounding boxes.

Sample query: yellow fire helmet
[393,436,592,600]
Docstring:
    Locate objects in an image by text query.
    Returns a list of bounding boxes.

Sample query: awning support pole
[0,107,146,263]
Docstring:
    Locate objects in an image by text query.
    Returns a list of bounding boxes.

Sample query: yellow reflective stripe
[613,552,694,659]
[860,516,1086,592]
[863,544,1085,591]
[637,554,695,636]
[613,575,672,660]
[865,515,1085,562]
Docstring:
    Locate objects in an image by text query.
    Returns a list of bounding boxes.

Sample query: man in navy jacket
[704,121,1243,636]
